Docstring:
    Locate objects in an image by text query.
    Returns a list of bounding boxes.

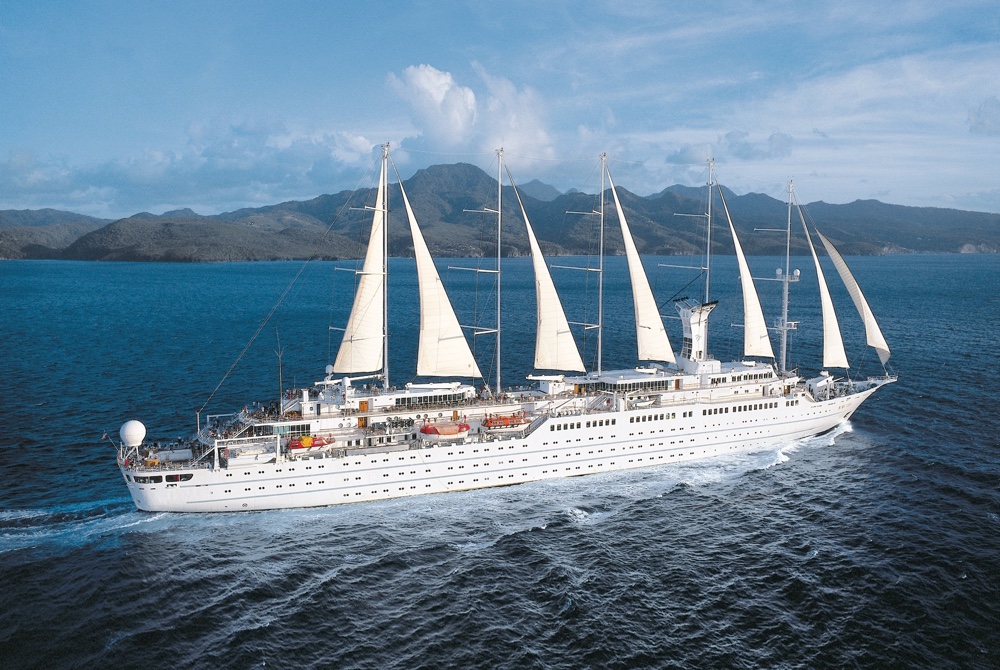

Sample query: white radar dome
[120,420,146,448]
[325,364,334,375]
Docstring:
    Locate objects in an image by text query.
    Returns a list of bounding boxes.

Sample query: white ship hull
[120,381,883,513]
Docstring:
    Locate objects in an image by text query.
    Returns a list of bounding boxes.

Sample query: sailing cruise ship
[115,146,895,512]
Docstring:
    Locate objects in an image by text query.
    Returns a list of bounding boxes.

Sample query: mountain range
[2,163,997,261]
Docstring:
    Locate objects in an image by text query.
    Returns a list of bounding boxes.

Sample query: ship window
[165,474,194,482]
[273,423,310,438]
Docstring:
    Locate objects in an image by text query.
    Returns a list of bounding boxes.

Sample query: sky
[2,0,999,219]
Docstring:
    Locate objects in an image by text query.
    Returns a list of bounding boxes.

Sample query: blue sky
[2,1,999,218]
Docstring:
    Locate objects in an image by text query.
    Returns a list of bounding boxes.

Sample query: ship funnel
[676,299,716,362]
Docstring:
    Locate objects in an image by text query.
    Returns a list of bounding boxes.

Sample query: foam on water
[2,257,999,669]
[1,430,835,558]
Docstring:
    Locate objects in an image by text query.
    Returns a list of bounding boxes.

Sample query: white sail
[718,188,774,359]
[511,181,585,372]
[333,157,386,374]
[802,222,849,369]
[608,171,675,363]
[816,230,891,365]
[398,179,483,378]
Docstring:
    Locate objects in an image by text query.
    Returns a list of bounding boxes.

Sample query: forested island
[2,163,997,261]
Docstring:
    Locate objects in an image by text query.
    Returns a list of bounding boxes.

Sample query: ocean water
[1,254,998,669]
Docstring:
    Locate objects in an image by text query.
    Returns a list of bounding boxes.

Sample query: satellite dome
[120,420,146,448]
[325,364,334,375]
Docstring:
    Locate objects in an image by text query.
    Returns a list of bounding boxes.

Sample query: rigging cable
[198,155,380,415]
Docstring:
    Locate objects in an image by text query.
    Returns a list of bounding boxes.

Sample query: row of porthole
[216,443,730,497]
[629,413,677,424]
[228,433,750,490]
[551,418,618,432]
[703,401,778,416]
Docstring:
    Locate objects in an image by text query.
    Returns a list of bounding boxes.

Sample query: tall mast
[705,158,714,305]
[777,180,797,373]
[598,153,606,375]
[495,148,503,397]
[381,143,390,390]
[703,158,715,360]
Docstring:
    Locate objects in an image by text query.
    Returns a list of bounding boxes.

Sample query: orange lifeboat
[482,412,530,429]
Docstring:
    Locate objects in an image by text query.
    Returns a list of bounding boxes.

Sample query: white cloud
[665,143,713,165]
[388,64,478,147]
[329,131,377,163]
[0,121,386,218]
[386,62,558,169]
[472,62,557,162]
[722,131,794,160]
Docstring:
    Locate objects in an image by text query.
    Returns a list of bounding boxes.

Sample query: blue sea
[1,254,998,669]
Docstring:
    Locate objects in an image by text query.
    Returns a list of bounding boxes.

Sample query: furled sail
[717,187,774,359]
[333,156,386,374]
[398,178,483,378]
[802,219,849,368]
[607,171,675,363]
[816,230,891,365]
[510,179,585,372]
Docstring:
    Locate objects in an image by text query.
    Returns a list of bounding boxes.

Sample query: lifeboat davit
[419,422,471,441]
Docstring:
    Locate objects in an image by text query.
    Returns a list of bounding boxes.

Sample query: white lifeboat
[419,422,471,442]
